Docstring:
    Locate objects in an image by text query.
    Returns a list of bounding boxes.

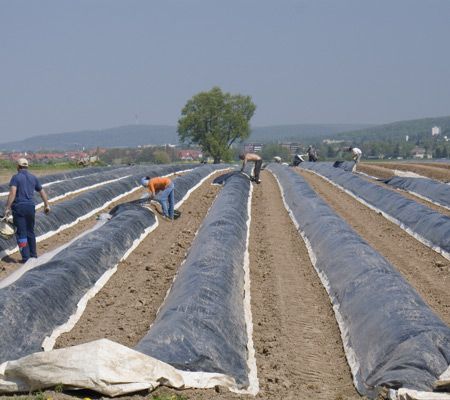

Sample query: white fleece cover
[394,388,450,399]
[0,339,237,396]
[393,169,428,179]
[436,366,450,391]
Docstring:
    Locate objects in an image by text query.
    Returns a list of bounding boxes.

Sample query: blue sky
[1,0,450,141]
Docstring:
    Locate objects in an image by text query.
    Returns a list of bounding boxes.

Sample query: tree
[178,87,256,163]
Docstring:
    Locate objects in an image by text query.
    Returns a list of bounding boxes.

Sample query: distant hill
[2,116,449,151]
[335,115,450,142]
[0,125,178,152]
[0,123,374,151]
[249,123,374,143]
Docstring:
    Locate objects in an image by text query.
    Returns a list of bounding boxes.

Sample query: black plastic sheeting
[172,164,228,204]
[0,166,139,208]
[0,165,223,364]
[0,165,126,194]
[212,164,254,186]
[269,164,450,397]
[0,164,198,257]
[300,162,450,258]
[135,172,251,388]
[0,203,156,364]
[384,175,450,209]
[333,160,355,171]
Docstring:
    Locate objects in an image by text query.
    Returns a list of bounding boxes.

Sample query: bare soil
[373,162,450,181]
[358,163,394,179]
[299,169,450,325]
[415,162,450,170]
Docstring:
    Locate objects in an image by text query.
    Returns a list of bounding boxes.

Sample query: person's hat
[141,177,150,187]
[17,158,28,167]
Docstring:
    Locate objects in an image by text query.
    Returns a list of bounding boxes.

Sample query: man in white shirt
[348,147,362,172]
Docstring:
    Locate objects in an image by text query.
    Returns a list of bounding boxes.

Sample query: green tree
[178,87,256,163]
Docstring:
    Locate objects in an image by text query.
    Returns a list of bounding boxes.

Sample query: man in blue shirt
[4,158,50,262]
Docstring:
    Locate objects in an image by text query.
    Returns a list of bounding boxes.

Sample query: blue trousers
[12,203,37,261]
[155,183,175,219]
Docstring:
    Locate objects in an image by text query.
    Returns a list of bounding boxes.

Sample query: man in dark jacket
[4,158,50,262]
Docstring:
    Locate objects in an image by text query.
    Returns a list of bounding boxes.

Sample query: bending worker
[307,145,318,162]
[292,153,305,167]
[4,158,50,262]
[239,152,262,184]
[348,146,362,172]
[141,176,175,220]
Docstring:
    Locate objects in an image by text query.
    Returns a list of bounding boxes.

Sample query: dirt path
[358,163,394,179]
[299,169,450,325]
[246,171,359,400]
[374,162,450,181]
[412,162,450,171]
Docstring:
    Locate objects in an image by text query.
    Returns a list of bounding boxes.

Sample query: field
[0,162,449,400]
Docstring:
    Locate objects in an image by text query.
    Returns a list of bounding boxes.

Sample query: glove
[4,208,11,218]
[44,206,51,214]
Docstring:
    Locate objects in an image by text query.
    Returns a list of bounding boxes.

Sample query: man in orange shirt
[141,176,175,220]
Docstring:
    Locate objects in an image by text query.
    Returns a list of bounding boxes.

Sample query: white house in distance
[411,146,432,159]
[432,126,441,136]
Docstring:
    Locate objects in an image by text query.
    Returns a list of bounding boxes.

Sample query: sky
[1,0,450,142]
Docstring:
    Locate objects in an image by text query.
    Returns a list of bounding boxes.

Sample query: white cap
[17,158,28,167]
[141,177,149,187]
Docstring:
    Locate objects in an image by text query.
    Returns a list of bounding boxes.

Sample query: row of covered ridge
[270,163,450,398]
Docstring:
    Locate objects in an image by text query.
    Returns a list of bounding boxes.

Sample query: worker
[348,146,362,172]
[292,153,305,167]
[307,145,318,162]
[3,158,50,262]
[239,153,262,183]
[141,176,175,220]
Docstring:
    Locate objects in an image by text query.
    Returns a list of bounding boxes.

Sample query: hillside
[0,123,373,151]
[2,116,448,152]
[248,123,373,143]
[0,125,178,152]
[336,115,450,142]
